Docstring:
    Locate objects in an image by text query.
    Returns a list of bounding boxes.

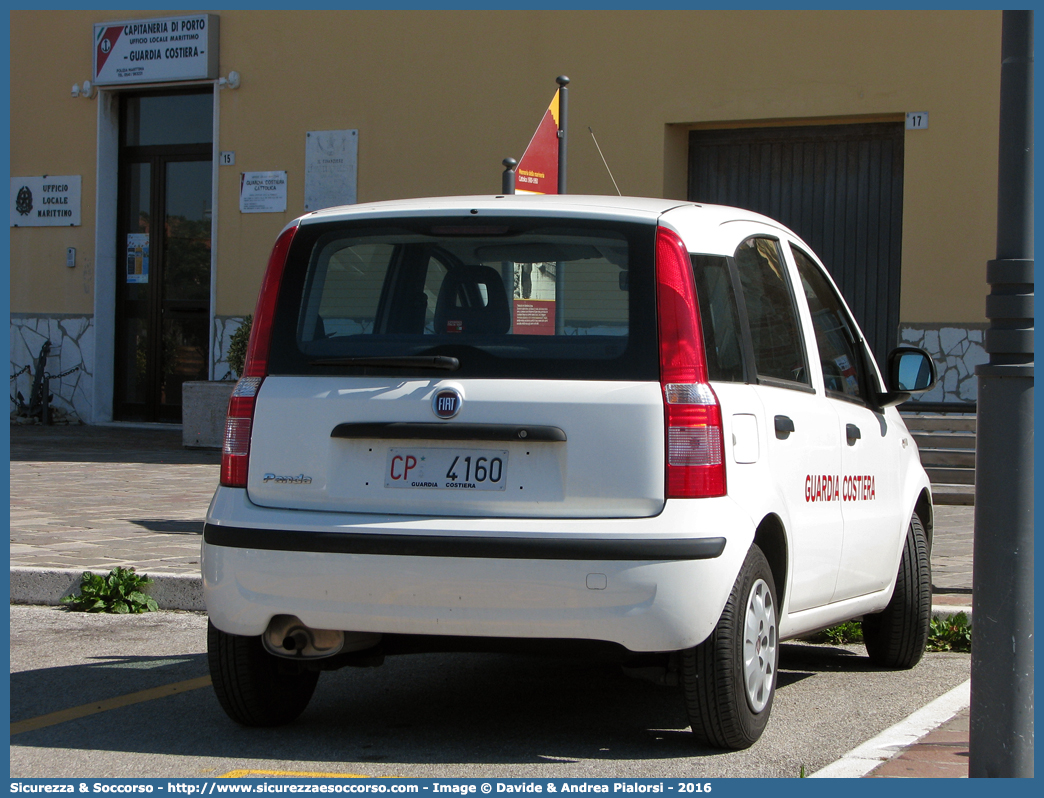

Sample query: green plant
[809,620,864,645]
[927,611,972,652]
[799,765,807,778]
[824,620,864,644]
[60,567,159,614]
[226,315,252,378]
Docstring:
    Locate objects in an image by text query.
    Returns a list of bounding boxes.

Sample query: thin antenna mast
[588,126,622,196]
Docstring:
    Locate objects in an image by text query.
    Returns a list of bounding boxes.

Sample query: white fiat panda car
[203,195,937,750]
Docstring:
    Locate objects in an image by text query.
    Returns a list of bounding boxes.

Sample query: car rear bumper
[202,487,754,652]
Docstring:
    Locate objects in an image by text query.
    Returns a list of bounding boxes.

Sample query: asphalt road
[9,605,970,779]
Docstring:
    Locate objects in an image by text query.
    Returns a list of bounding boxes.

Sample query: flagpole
[556,76,569,194]
[555,76,569,335]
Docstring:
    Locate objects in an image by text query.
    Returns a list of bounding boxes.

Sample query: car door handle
[846,423,862,445]
[774,415,795,439]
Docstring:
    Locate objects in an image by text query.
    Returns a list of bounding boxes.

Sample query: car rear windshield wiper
[309,355,460,371]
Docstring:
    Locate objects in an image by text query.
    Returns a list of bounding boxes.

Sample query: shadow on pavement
[10,641,872,767]
[129,519,205,535]
[10,424,220,466]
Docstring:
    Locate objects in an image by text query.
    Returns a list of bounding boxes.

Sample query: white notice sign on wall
[304,130,358,211]
[239,171,288,214]
[10,176,82,227]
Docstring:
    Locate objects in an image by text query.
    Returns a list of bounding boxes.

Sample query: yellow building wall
[10,10,102,316]
[11,9,1001,323]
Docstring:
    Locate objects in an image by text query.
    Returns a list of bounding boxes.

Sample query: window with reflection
[792,245,867,402]
[733,237,809,387]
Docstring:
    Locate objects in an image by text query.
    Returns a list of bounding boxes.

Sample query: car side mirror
[877,347,938,408]
[890,347,938,392]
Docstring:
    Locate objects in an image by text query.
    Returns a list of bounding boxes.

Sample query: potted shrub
[225,314,252,381]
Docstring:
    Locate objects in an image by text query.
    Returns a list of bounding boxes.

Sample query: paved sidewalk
[866,706,971,778]
[10,423,217,608]
[9,422,974,777]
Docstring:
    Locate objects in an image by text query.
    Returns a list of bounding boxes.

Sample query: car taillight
[221,377,262,487]
[220,224,298,488]
[655,226,726,498]
[663,382,726,497]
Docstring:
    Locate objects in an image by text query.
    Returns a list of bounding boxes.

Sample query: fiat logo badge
[432,388,462,419]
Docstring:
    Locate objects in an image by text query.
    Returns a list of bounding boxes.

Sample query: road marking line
[809,679,971,778]
[10,675,212,736]
[220,771,373,779]
[92,657,197,670]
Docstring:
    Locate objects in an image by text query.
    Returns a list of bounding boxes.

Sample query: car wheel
[862,513,931,669]
[680,544,778,750]
[207,620,319,726]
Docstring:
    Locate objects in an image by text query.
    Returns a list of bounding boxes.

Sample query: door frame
[92,83,221,423]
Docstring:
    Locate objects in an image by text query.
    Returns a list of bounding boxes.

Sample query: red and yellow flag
[515,90,560,194]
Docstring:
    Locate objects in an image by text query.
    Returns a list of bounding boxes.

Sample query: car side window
[302,242,395,338]
[691,254,745,382]
[791,245,868,402]
[733,237,810,387]
[422,255,450,333]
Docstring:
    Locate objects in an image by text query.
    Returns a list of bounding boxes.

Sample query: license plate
[385,448,509,491]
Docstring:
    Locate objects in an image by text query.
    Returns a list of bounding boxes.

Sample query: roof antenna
[588,126,622,196]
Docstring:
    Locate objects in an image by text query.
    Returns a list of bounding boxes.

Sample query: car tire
[207,620,320,726]
[862,513,931,669]
[680,544,778,750]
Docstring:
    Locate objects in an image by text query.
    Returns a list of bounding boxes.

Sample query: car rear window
[267,216,659,380]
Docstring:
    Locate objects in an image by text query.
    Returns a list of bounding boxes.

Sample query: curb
[9,566,205,612]
[932,604,972,620]
[809,679,971,777]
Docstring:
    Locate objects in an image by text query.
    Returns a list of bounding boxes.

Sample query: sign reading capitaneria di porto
[93,14,219,85]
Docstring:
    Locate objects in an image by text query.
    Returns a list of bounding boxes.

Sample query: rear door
[688,252,770,531]
[249,214,667,519]
[728,231,845,613]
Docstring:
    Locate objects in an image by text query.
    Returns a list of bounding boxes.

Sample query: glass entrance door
[115,92,213,422]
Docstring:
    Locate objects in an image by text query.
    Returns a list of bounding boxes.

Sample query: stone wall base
[900,323,986,406]
[10,315,94,423]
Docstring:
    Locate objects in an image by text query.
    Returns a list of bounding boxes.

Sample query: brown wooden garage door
[688,122,904,367]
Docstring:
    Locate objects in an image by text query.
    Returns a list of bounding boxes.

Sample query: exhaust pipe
[261,615,381,659]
